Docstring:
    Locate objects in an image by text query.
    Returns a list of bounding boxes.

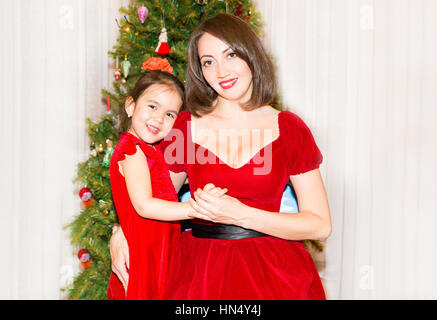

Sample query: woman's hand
[188,183,248,226]
[109,226,130,293]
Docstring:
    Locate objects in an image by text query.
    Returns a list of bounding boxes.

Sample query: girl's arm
[111,152,221,293]
[189,169,331,241]
[120,145,193,221]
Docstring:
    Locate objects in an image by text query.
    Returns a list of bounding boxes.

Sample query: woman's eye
[202,60,213,67]
[227,52,237,58]
[148,105,157,110]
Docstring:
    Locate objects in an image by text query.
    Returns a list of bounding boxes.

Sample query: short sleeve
[280,111,323,176]
[114,132,159,165]
[158,110,191,173]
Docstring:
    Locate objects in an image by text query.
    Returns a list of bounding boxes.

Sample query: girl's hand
[188,185,248,226]
[202,183,228,197]
[186,183,228,219]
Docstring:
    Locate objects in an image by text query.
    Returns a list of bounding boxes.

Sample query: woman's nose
[216,61,229,78]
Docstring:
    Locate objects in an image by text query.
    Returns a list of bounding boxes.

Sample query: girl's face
[126,83,182,145]
[198,32,253,104]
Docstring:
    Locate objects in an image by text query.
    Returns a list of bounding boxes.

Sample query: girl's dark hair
[185,13,277,117]
[119,70,185,132]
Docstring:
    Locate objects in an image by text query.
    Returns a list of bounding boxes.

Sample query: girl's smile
[146,124,160,135]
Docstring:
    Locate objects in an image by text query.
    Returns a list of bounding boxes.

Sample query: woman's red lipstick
[219,78,237,89]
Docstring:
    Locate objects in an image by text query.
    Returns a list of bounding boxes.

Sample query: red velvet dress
[159,110,326,300]
[107,132,180,300]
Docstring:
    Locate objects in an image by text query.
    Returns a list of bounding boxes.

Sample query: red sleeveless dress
[107,132,180,300]
[159,110,326,300]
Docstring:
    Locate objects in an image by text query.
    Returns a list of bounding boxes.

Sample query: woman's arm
[189,169,331,241]
[110,226,129,293]
[120,145,194,221]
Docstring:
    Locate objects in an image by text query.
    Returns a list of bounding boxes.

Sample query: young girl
[106,58,226,300]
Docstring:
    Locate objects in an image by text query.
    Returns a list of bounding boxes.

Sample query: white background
[0,0,436,299]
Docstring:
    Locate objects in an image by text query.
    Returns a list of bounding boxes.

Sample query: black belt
[191,222,267,240]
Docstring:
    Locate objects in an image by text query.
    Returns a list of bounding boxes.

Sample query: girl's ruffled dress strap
[116,132,160,163]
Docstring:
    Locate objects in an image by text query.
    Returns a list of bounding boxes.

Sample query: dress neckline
[189,111,285,170]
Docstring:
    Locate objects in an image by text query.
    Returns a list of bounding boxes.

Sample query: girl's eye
[148,105,157,110]
[166,113,175,119]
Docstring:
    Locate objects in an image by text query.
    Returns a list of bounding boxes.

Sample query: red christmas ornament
[78,249,92,269]
[114,68,121,80]
[79,187,94,207]
[79,187,92,202]
[114,56,121,79]
[78,249,90,262]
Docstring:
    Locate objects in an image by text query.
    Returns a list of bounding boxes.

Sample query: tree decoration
[123,16,137,35]
[97,143,104,153]
[114,56,121,80]
[79,187,92,202]
[78,249,92,269]
[116,16,137,35]
[234,1,243,17]
[106,96,111,112]
[120,55,131,78]
[79,187,94,207]
[82,199,94,208]
[138,5,148,23]
[89,143,97,157]
[102,139,114,168]
[155,27,170,56]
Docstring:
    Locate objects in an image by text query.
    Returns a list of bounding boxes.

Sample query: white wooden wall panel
[0,0,129,299]
[256,0,437,299]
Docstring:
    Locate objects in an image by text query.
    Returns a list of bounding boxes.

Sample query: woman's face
[198,32,253,104]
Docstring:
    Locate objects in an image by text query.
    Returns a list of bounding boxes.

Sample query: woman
[110,13,331,300]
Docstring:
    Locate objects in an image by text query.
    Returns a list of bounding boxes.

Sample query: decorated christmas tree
[66,0,264,300]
